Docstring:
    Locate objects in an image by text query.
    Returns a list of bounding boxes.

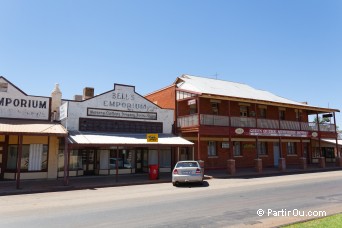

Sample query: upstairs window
[240,106,249,117]
[259,108,267,119]
[279,110,286,120]
[295,109,302,121]
[189,104,197,115]
[211,102,219,115]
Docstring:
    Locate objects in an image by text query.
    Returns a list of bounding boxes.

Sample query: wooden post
[63,136,69,186]
[16,135,23,189]
[116,147,119,182]
[197,132,201,160]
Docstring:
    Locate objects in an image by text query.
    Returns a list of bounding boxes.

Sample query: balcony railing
[177,115,199,128]
[200,114,229,126]
[231,117,256,128]
[177,114,336,132]
[257,119,279,129]
[280,120,300,130]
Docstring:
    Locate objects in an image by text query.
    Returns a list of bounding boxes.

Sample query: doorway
[180,147,191,160]
[273,143,280,167]
[81,149,95,175]
[135,148,148,173]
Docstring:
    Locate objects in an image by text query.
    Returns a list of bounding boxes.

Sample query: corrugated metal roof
[0,119,67,135]
[68,131,193,146]
[177,75,339,112]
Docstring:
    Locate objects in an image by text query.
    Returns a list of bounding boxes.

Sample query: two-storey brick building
[146,75,341,172]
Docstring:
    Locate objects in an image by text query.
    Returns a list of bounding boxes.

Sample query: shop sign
[59,102,68,120]
[88,108,157,120]
[0,95,49,120]
[102,85,157,113]
[248,129,309,137]
[147,134,158,142]
[188,99,196,105]
[221,142,229,149]
[235,128,244,135]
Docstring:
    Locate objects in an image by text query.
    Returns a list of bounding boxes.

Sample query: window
[286,142,296,155]
[211,102,219,115]
[79,118,163,133]
[208,141,217,156]
[259,108,267,118]
[240,106,249,117]
[303,143,308,157]
[295,110,302,121]
[159,149,171,168]
[189,104,197,115]
[279,110,286,120]
[312,148,320,158]
[0,82,8,92]
[233,142,241,156]
[257,142,268,155]
[7,144,48,171]
[110,149,133,169]
[176,91,196,100]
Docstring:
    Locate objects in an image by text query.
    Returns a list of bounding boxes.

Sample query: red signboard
[232,128,314,138]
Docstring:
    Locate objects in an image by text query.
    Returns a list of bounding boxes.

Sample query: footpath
[0,165,341,196]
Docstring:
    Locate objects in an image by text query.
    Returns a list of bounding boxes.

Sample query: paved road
[1,171,341,228]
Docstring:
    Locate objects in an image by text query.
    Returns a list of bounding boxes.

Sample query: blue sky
[1,0,341,126]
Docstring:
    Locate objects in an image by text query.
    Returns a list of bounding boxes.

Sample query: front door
[180,147,192,160]
[135,148,148,173]
[82,149,95,175]
[136,149,143,173]
[273,143,280,167]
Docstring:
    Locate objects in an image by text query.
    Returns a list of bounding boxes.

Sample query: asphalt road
[1,171,342,228]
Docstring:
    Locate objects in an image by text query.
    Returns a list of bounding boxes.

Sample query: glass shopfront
[58,147,173,176]
[7,144,48,171]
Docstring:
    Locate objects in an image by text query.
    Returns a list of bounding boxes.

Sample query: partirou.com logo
[257,209,326,217]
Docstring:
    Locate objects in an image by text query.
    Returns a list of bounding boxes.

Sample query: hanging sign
[147,134,158,142]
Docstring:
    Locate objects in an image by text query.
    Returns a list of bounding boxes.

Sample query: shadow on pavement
[173,181,210,188]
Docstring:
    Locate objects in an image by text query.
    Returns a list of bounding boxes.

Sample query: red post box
[148,164,159,180]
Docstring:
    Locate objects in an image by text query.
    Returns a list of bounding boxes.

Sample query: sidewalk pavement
[0,165,341,196]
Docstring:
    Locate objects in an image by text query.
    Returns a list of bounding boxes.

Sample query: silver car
[172,161,203,186]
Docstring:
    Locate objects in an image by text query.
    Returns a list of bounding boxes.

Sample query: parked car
[109,158,132,169]
[172,161,203,186]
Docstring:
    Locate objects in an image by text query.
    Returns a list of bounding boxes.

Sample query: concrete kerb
[204,166,342,179]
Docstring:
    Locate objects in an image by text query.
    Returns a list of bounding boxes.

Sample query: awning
[0,119,68,136]
[68,131,194,146]
[321,139,342,146]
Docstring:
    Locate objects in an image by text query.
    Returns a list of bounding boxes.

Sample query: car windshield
[176,162,199,168]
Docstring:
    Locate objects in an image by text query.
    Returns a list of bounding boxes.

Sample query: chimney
[51,83,62,121]
[83,87,94,100]
[74,95,83,101]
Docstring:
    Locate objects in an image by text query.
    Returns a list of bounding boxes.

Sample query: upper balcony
[177,114,336,132]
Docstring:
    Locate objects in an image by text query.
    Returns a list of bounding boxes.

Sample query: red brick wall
[188,138,305,169]
[197,140,229,169]
[178,100,190,116]
[145,85,176,110]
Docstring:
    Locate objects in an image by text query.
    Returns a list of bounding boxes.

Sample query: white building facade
[59,84,192,177]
